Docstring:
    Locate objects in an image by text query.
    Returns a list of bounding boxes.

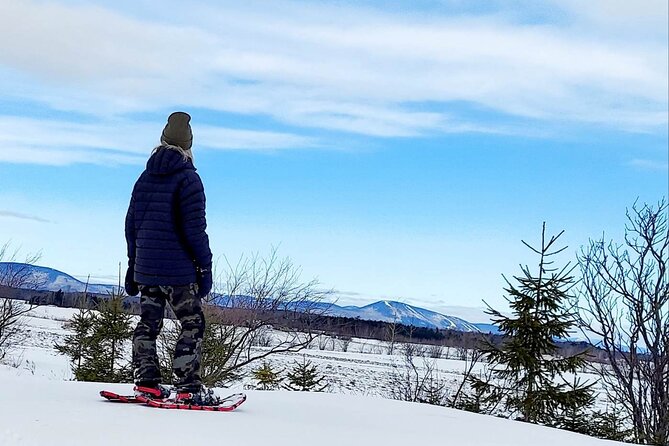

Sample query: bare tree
[384,309,399,355]
[160,249,332,386]
[577,199,669,445]
[0,243,43,361]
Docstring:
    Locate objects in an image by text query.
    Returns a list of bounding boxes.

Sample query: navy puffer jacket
[125,147,212,286]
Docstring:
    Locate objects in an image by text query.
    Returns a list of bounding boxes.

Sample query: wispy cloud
[0,116,319,165]
[553,0,668,39]
[629,159,669,172]
[0,210,51,223]
[198,126,318,151]
[0,0,665,142]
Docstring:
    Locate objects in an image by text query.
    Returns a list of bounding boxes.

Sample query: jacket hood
[146,146,195,176]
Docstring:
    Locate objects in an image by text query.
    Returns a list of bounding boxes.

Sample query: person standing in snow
[124,111,218,406]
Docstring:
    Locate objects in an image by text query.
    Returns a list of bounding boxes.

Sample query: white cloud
[554,0,668,39]
[0,116,319,165]
[197,126,317,151]
[0,0,666,139]
[629,159,669,172]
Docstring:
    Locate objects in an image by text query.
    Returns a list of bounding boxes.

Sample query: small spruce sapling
[283,356,327,392]
[253,361,283,390]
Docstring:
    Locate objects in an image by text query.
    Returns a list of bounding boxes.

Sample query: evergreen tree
[199,308,244,386]
[418,370,448,406]
[55,306,97,379]
[283,357,327,392]
[553,405,632,441]
[252,361,283,390]
[475,224,594,424]
[84,293,134,382]
[582,411,633,442]
[56,292,133,382]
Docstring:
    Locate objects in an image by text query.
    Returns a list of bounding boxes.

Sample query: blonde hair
[153,141,193,162]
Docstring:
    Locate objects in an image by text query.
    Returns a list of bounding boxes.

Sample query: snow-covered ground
[0,304,624,446]
[0,370,624,446]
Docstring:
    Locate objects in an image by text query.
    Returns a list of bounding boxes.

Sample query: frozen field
[6,305,493,393]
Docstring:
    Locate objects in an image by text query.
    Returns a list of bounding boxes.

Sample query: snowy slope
[0,263,116,294]
[0,305,620,446]
[327,300,481,332]
[0,369,624,446]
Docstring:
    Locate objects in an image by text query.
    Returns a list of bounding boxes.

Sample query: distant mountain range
[1,262,491,332]
[322,300,481,332]
[0,262,117,295]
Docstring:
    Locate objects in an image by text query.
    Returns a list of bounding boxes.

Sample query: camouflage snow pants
[132,284,204,391]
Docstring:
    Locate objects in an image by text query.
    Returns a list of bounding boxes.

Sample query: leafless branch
[576,199,668,445]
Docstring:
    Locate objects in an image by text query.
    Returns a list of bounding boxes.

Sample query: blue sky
[0,0,667,321]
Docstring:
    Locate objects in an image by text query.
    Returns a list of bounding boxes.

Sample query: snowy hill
[325,300,481,332]
[0,305,622,446]
[0,369,623,446]
[0,262,116,294]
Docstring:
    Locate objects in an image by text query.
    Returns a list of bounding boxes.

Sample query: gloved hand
[125,264,139,297]
[196,266,213,298]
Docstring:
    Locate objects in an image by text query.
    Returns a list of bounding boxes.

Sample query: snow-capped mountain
[325,300,481,332]
[0,263,117,294]
[211,296,480,332]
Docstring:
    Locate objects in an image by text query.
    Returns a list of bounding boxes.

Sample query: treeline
[5,283,603,362]
[0,285,136,309]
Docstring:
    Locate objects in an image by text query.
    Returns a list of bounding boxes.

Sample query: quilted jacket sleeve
[125,194,136,265]
[177,171,213,269]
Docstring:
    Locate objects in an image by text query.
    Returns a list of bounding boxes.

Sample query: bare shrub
[337,335,352,352]
[388,344,448,406]
[251,326,274,348]
[426,343,444,359]
[317,334,333,351]
[448,347,485,409]
[0,242,45,290]
[399,342,425,359]
[158,248,332,387]
[455,345,470,361]
[0,298,32,361]
[0,243,43,361]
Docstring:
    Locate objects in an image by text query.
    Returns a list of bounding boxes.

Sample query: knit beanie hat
[161,112,193,151]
